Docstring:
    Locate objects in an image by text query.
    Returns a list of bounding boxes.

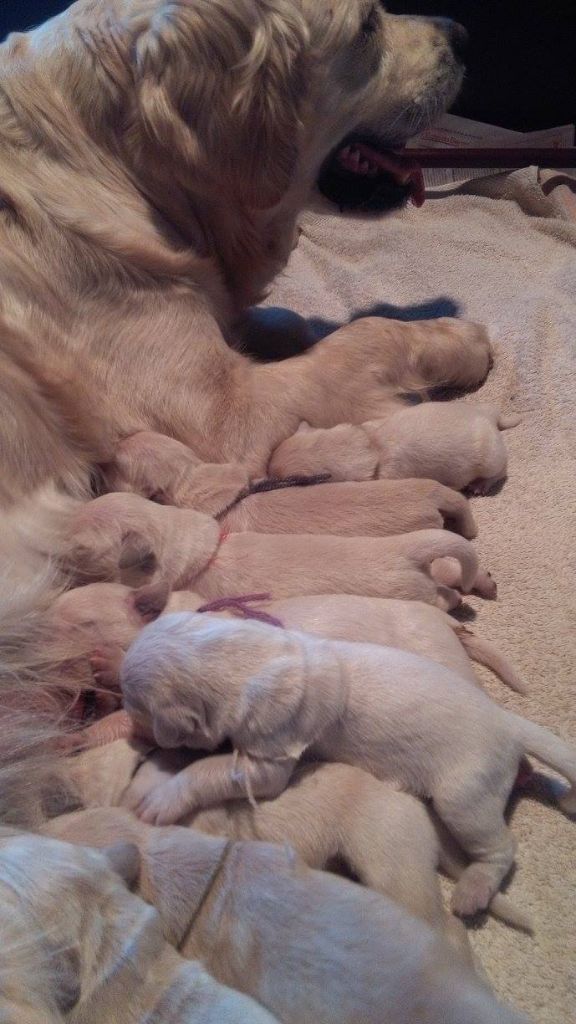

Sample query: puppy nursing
[269,402,520,492]
[120,614,576,918]
[102,428,478,537]
[59,490,480,606]
[50,582,526,694]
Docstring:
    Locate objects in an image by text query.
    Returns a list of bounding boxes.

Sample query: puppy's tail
[399,530,478,593]
[498,412,522,430]
[454,627,528,694]
[510,714,576,814]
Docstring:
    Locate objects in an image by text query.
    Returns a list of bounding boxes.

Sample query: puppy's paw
[472,570,498,600]
[467,477,505,498]
[451,869,495,918]
[130,778,191,826]
[90,647,123,689]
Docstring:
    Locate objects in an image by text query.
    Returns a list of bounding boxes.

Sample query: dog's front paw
[448,319,491,353]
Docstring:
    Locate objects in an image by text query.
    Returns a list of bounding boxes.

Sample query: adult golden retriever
[0,0,490,506]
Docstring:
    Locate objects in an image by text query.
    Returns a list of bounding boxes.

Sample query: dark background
[1,1,575,132]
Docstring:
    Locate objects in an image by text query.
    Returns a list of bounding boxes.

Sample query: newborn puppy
[59,492,479,606]
[122,756,530,935]
[269,403,520,493]
[102,431,250,516]
[220,478,478,540]
[0,831,277,1024]
[50,583,526,694]
[102,431,478,540]
[57,741,531,938]
[120,614,576,916]
[42,807,529,1024]
[194,529,479,605]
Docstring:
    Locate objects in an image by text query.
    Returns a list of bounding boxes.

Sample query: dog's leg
[125,753,296,826]
[269,317,490,418]
[241,317,491,468]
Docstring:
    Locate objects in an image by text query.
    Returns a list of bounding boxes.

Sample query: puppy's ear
[101,841,141,887]
[134,1,309,208]
[119,531,157,578]
[152,705,204,749]
[132,582,171,623]
[236,648,312,760]
[45,944,82,1013]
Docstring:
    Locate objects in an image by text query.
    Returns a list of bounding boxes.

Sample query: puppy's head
[121,612,323,760]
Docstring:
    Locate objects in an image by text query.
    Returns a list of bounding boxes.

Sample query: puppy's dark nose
[433,18,469,63]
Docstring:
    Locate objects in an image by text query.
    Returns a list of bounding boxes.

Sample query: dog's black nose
[433,18,469,63]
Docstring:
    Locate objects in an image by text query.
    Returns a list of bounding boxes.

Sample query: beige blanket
[265,168,576,1024]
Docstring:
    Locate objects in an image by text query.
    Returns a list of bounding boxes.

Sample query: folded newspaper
[406,113,575,186]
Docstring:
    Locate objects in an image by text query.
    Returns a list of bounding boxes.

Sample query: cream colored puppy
[102,431,251,516]
[189,530,479,606]
[42,807,529,1024]
[58,492,479,605]
[269,403,520,492]
[123,755,530,934]
[102,429,478,538]
[58,742,530,936]
[50,582,525,693]
[120,614,576,916]
[0,830,278,1024]
[220,477,477,539]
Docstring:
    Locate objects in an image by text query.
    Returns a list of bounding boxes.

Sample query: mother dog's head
[2,1,465,306]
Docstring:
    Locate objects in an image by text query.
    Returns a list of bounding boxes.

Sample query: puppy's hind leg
[436,486,478,540]
[436,585,462,611]
[337,783,445,929]
[433,779,517,918]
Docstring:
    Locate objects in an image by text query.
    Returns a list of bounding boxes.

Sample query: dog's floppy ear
[100,842,141,887]
[132,582,171,623]
[236,650,312,760]
[133,0,309,209]
[152,704,205,749]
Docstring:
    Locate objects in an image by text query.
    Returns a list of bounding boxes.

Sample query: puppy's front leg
[126,753,296,826]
